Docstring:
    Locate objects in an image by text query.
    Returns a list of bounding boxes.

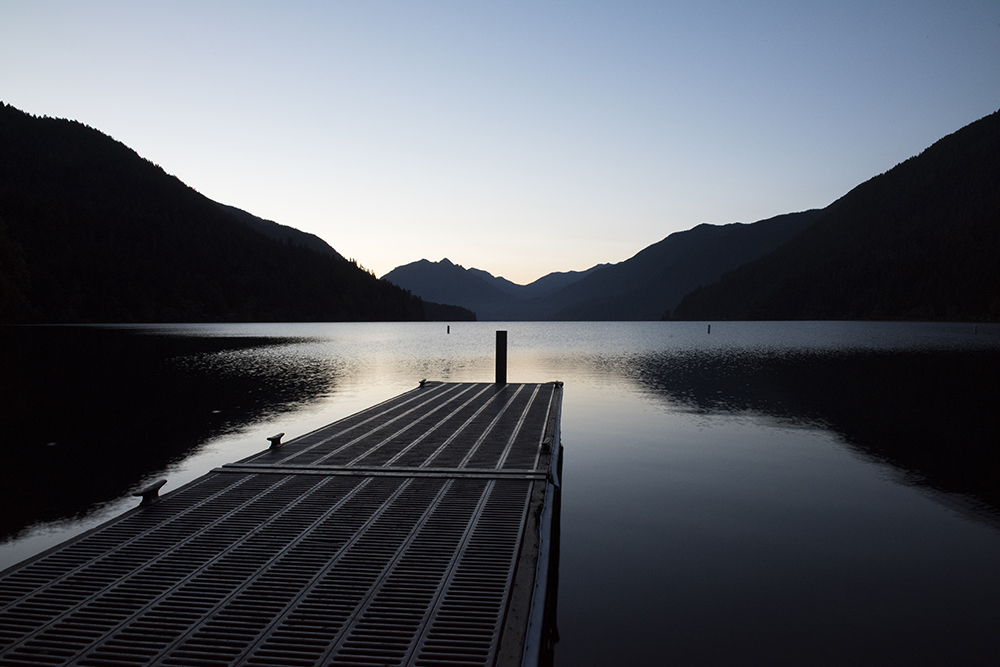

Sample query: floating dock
[0,380,563,667]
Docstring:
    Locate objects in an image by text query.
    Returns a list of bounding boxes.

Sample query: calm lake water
[2,321,999,665]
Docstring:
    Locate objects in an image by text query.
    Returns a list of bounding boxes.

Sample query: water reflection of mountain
[627,349,1000,518]
[0,326,337,541]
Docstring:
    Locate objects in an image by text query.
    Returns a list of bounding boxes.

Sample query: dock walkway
[0,381,563,667]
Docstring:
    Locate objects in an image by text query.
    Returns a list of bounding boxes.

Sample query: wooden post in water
[496,330,507,384]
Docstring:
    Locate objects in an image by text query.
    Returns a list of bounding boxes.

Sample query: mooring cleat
[132,479,167,507]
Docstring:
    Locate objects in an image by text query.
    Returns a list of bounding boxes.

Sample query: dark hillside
[545,210,821,320]
[467,264,607,300]
[382,213,818,321]
[383,259,611,320]
[218,203,347,260]
[382,258,515,317]
[0,103,470,323]
[674,109,1000,321]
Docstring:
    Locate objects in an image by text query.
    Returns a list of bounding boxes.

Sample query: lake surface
[2,321,999,665]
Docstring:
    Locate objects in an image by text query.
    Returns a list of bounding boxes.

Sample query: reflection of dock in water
[0,381,563,667]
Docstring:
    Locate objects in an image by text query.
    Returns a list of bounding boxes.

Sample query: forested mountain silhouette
[382,212,819,320]
[543,211,821,320]
[380,259,608,320]
[386,112,1000,323]
[0,103,472,323]
[674,109,1000,321]
[216,203,347,261]
[381,259,516,319]
[466,264,608,301]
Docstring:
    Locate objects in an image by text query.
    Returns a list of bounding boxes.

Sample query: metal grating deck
[0,381,563,667]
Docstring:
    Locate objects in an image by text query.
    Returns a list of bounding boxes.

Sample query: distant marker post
[496,330,507,384]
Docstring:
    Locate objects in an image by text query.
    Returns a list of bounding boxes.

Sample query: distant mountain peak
[383,209,819,321]
[383,109,999,323]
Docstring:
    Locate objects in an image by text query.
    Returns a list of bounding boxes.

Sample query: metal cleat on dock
[132,479,167,507]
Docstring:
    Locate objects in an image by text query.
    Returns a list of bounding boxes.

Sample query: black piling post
[496,330,507,385]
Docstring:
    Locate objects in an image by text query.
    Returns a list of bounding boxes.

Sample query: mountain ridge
[0,102,474,324]
[380,259,611,319]
[382,210,820,320]
[5,100,995,324]
[383,109,999,323]
[217,203,347,261]
[673,108,1000,321]
[547,211,821,320]
[467,264,609,300]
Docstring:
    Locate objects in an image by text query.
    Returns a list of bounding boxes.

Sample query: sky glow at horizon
[2,1,998,284]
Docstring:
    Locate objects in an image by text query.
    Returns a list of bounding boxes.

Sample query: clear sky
[2,1,998,284]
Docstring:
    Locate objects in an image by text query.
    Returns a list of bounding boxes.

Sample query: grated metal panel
[0,382,562,667]
[236,382,561,474]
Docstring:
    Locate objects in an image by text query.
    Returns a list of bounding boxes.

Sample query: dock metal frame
[0,381,562,667]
